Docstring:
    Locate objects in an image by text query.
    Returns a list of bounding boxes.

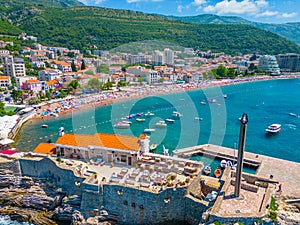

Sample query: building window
[121,155,127,163]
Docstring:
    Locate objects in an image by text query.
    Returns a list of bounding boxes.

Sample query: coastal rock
[63,194,82,206]
[20,193,55,210]
[52,205,78,222]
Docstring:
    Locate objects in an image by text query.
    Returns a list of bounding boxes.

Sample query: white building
[258,55,280,74]
[39,69,62,81]
[2,56,26,77]
[0,76,11,87]
[164,48,174,65]
[152,50,164,66]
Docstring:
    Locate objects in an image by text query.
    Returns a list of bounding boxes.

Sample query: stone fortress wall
[3,157,207,225]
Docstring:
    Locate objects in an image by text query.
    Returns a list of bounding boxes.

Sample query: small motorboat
[223,94,227,98]
[203,165,211,175]
[41,124,48,128]
[155,120,167,128]
[265,124,281,133]
[145,112,154,117]
[165,118,175,123]
[208,99,216,103]
[144,128,156,133]
[136,118,145,122]
[150,143,157,152]
[289,113,297,117]
[194,117,203,121]
[171,111,182,118]
[113,122,130,129]
[200,100,206,105]
[214,168,222,178]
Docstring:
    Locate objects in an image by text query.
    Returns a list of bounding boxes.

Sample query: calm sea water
[16,78,300,163]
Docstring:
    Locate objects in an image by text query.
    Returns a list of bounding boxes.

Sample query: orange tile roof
[0,76,10,81]
[56,133,140,151]
[26,79,40,83]
[33,143,56,154]
[46,80,58,85]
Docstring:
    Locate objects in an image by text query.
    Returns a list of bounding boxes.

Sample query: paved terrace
[2,152,204,193]
[173,144,300,197]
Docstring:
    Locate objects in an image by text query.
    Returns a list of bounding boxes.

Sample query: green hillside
[172,14,300,45]
[0,19,23,35]
[0,2,300,54]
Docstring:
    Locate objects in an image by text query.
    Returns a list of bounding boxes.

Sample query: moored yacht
[265,124,281,133]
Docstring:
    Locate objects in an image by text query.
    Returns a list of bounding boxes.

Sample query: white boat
[265,124,281,133]
[120,120,132,124]
[220,159,227,169]
[144,128,156,133]
[194,117,203,121]
[223,94,227,98]
[136,118,145,122]
[155,120,167,128]
[150,143,157,152]
[145,112,154,117]
[165,118,175,123]
[200,100,206,105]
[171,111,182,117]
[203,165,211,175]
[41,124,48,128]
[289,113,297,117]
[208,99,216,103]
[113,122,130,129]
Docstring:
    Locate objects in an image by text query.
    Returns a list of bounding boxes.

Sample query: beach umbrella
[0,149,18,155]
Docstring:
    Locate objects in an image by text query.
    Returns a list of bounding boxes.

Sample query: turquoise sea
[16,78,300,163]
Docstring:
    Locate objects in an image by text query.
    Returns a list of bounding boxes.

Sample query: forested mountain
[0,1,300,54]
[171,14,300,45]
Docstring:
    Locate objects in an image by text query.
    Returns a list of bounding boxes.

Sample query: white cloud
[177,5,184,13]
[192,0,206,6]
[281,12,297,18]
[78,0,105,4]
[126,0,163,3]
[203,0,265,15]
[256,10,278,17]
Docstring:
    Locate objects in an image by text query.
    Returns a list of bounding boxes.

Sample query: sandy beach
[31,75,299,123]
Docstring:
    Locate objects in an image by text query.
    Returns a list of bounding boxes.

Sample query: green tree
[248,63,257,71]
[117,80,128,87]
[87,78,103,92]
[102,81,114,90]
[71,60,77,72]
[97,64,109,74]
[216,65,226,77]
[11,90,23,103]
[81,59,86,70]
[67,80,80,93]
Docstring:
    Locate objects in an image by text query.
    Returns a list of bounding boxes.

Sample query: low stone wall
[19,157,84,196]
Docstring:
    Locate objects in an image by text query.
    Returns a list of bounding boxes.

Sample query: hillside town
[1,34,300,107]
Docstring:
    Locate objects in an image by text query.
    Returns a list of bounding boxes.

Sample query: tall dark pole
[234,113,248,197]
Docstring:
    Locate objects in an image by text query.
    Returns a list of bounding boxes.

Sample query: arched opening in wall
[57,177,60,182]
[131,203,136,208]
[140,205,144,210]
[124,200,128,206]
[164,196,171,204]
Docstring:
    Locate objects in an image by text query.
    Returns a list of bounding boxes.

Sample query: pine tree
[81,59,86,70]
[71,60,77,72]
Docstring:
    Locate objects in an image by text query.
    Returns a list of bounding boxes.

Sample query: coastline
[11,74,300,150]
[30,75,300,123]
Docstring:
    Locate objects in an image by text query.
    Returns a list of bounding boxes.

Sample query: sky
[77,0,300,24]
